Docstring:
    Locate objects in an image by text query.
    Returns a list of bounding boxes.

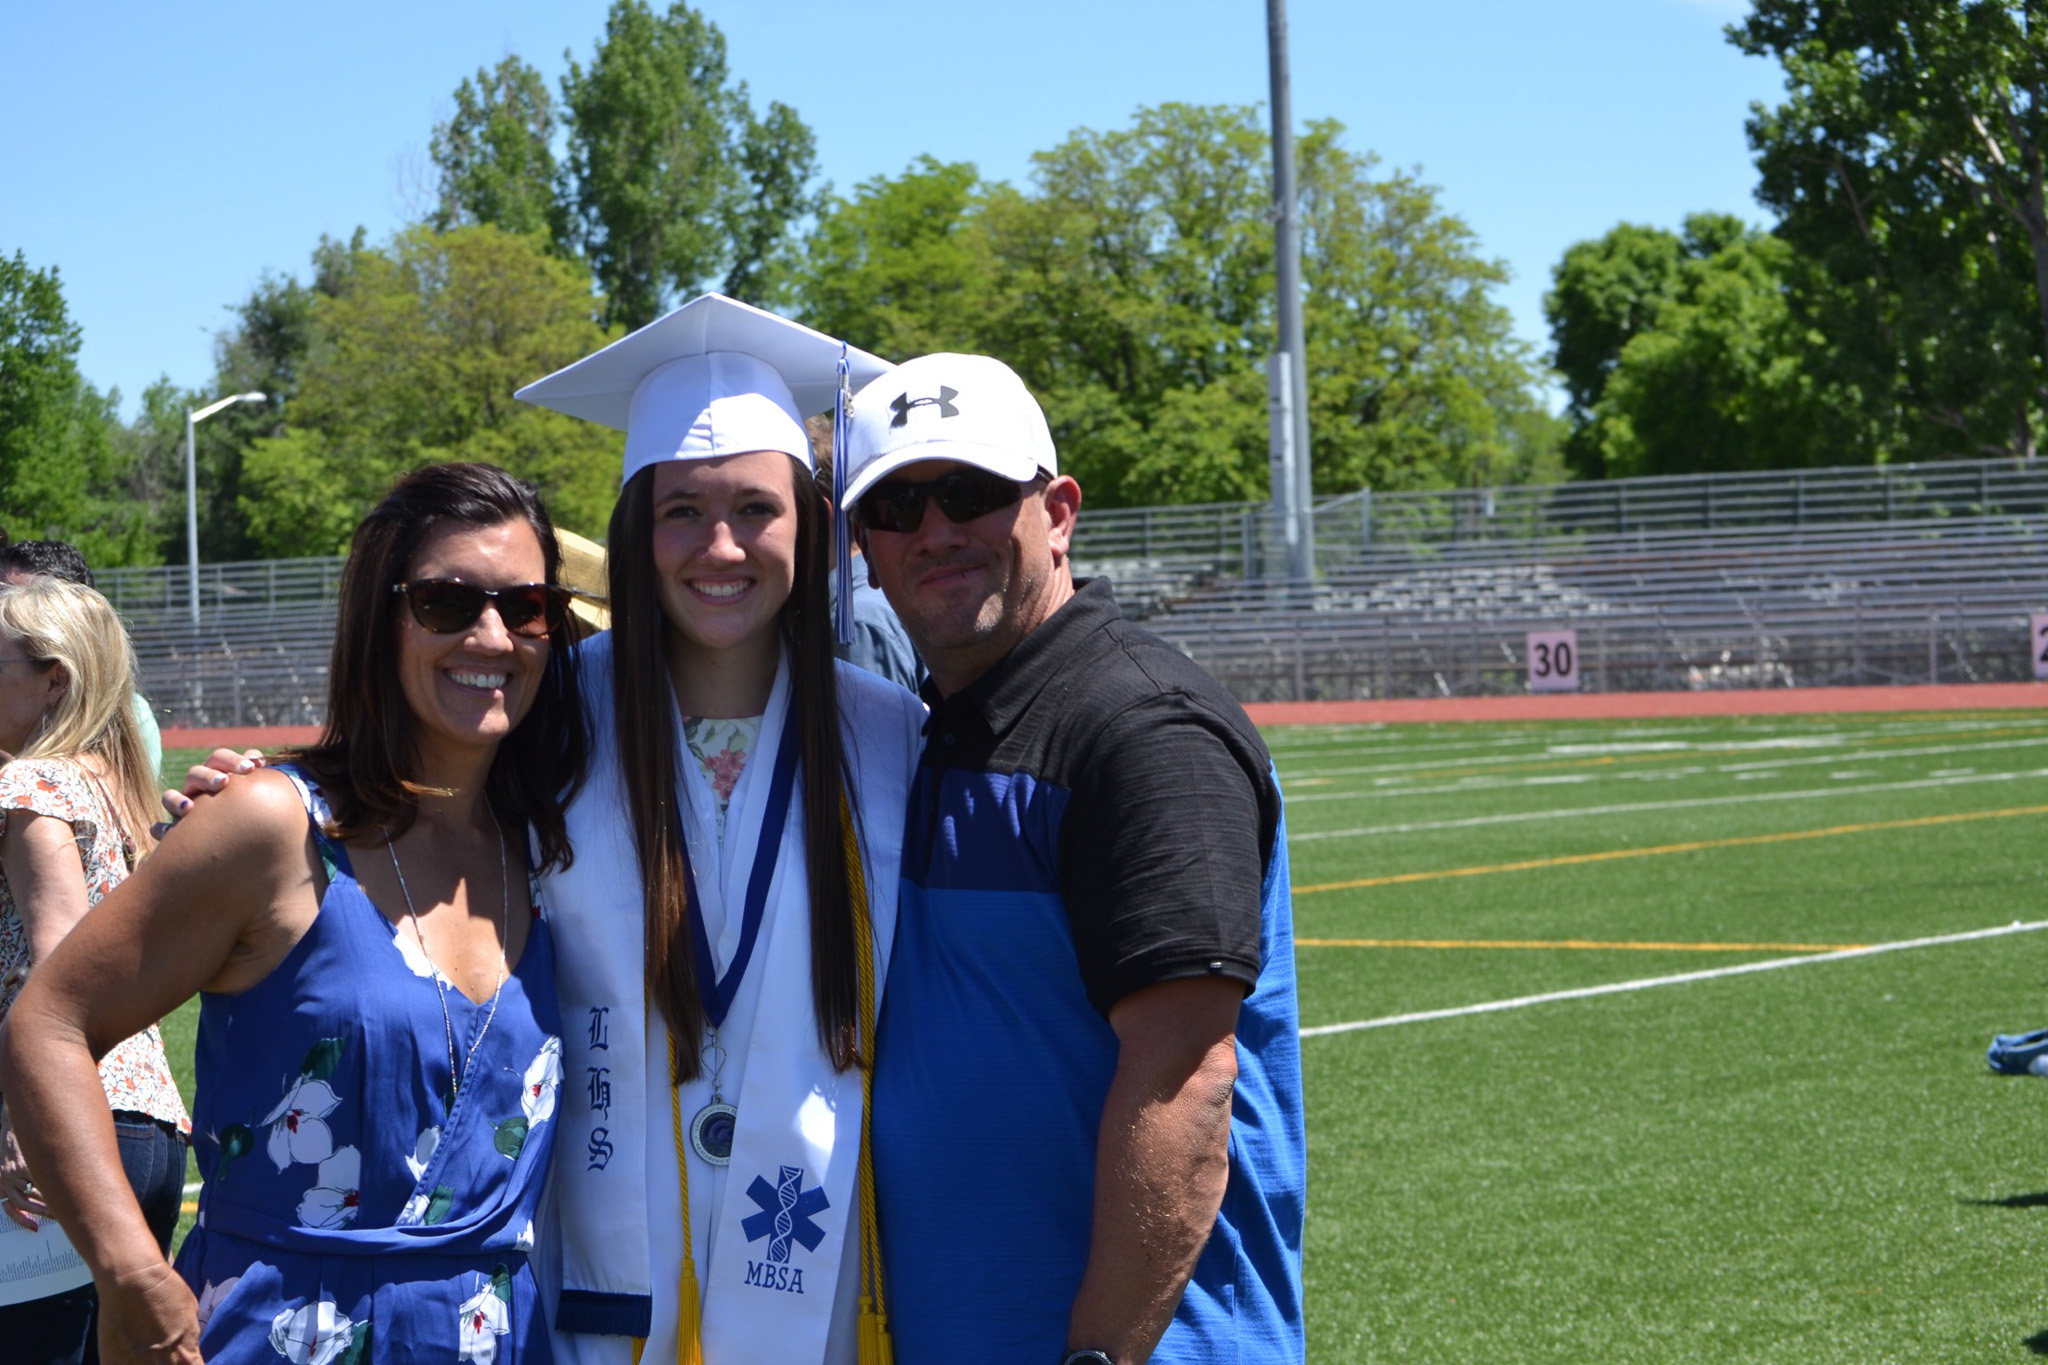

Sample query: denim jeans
[0,1112,187,1365]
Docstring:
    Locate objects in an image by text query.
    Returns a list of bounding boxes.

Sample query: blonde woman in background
[0,577,188,1364]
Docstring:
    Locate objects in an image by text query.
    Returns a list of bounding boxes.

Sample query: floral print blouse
[682,714,761,842]
[0,756,190,1132]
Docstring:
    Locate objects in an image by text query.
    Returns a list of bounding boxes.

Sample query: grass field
[1274,708,2048,1363]
[160,710,2048,1360]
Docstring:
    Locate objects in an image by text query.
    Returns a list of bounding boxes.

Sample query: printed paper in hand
[0,1213,93,1306]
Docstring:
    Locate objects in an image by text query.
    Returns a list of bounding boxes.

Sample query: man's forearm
[1066,1020,1238,1363]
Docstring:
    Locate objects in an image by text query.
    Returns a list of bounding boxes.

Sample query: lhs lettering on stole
[585,1006,614,1170]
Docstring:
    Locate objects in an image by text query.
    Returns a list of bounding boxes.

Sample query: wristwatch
[1060,1352,1115,1365]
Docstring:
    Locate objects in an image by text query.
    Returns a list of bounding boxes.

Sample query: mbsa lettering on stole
[743,1261,805,1294]
[739,1165,826,1294]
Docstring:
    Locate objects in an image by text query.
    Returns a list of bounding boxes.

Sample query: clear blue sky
[3,0,1779,419]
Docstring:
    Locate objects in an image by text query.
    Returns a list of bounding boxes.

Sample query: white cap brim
[841,439,1045,508]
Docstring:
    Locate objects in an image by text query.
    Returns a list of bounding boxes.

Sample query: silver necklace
[385,814,509,1101]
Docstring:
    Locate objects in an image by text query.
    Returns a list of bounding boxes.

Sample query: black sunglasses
[391,579,571,638]
[854,467,1042,534]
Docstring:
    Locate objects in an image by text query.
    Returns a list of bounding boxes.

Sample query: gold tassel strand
[842,792,894,1365]
[667,1032,705,1365]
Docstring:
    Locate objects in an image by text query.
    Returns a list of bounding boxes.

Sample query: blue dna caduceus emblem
[743,1164,829,1263]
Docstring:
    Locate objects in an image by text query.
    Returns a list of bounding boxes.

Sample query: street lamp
[185,391,265,625]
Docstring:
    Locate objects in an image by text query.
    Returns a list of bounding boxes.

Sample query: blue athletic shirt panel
[873,579,1306,1365]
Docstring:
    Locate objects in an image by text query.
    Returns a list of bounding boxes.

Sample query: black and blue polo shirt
[872,578,1306,1364]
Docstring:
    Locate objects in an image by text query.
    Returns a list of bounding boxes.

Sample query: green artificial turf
[158,714,2048,1358]
[1278,710,2048,1361]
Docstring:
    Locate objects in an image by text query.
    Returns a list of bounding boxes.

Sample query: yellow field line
[1298,937,1867,952]
[1294,802,2048,896]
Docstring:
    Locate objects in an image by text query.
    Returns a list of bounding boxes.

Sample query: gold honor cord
[635,792,890,1365]
[842,789,893,1365]
[638,1032,705,1365]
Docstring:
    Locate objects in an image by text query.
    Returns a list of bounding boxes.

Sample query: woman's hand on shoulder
[155,747,264,830]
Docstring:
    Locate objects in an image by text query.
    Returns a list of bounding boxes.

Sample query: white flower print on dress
[520,1037,562,1124]
[297,1145,361,1229]
[457,1277,511,1364]
[196,1275,241,1330]
[405,1125,442,1182]
[269,1299,354,1365]
[259,1076,340,1171]
[392,928,451,984]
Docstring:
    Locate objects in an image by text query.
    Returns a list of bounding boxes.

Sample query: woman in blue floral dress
[0,463,587,1364]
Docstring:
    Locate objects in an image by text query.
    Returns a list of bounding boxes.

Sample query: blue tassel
[833,345,856,648]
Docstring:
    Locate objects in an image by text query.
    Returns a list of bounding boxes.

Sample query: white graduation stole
[544,644,918,1364]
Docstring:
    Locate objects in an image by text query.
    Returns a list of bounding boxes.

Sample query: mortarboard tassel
[833,345,856,648]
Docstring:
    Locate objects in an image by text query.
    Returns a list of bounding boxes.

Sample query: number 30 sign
[1527,629,1579,692]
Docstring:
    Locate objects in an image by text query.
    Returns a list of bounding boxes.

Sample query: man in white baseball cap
[843,354,1306,1365]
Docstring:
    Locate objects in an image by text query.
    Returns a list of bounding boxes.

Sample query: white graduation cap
[514,293,893,486]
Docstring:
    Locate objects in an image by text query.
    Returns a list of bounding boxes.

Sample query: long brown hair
[295,462,587,868]
[607,457,858,1082]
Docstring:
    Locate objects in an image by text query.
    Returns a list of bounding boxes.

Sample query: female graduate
[515,296,923,1365]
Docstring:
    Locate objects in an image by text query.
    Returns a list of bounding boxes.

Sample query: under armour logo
[889,387,959,427]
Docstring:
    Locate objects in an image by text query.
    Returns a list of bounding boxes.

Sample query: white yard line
[1300,919,2048,1039]
[1285,736,2048,805]
[1277,720,2031,785]
[1288,766,2048,842]
[1714,734,2048,772]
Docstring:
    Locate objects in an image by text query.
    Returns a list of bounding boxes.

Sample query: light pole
[1267,0,1314,585]
[185,392,265,625]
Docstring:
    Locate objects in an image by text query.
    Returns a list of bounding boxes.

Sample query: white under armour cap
[514,293,893,486]
[840,353,1057,508]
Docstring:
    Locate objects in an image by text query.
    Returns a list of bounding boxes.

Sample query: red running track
[162,725,321,752]
[1240,681,2048,726]
[163,683,2048,752]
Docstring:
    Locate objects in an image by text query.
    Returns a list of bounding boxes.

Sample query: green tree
[561,0,821,327]
[430,55,572,251]
[129,234,365,567]
[793,156,999,365]
[1546,214,1887,478]
[1732,0,2048,458]
[238,225,621,556]
[797,105,1554,506]
[1547,221,1694,444]
[1294,126,1559,496]
[0,252,151,564]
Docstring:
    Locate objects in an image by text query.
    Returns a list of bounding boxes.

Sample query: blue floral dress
[175,767,563,1364]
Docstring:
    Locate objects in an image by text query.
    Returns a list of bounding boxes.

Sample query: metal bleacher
[102,456,2048,723]
[1125,518,2048,703]
[101,559,343,730]
[1073,456,2048,702]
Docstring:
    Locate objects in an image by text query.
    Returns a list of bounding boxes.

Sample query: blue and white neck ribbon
[832,344,855,647]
